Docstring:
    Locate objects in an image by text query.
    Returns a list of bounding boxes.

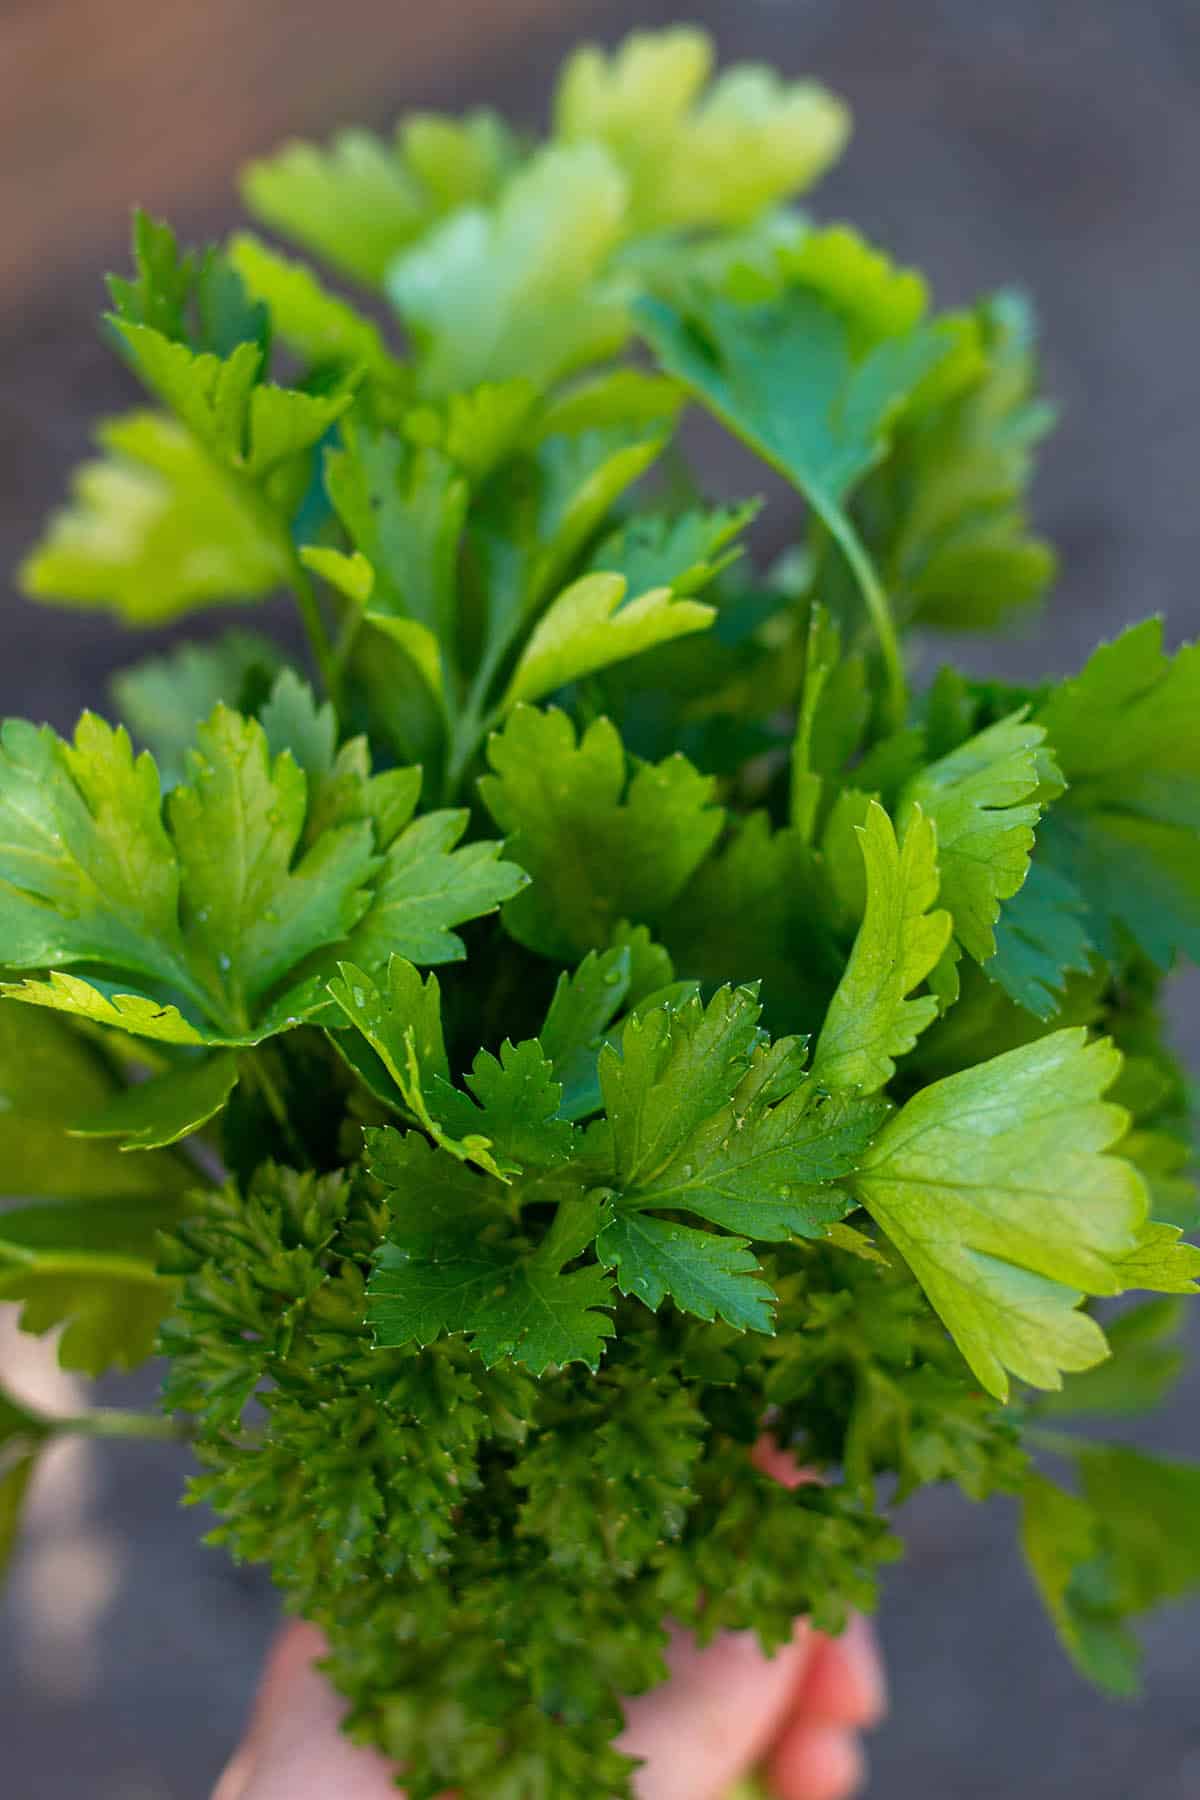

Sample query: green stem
[247,1049,307,1165]
[813,497,907,729]
[55,1407,184,1444]
[328,602,366,696]
[288,553,340,704]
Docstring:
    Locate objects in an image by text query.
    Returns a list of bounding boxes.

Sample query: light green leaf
[0,1197,182,1375]
[502,572,714,707]
[1109,1221,1200,1294]
[0,1004,191,1201]
[900,712,1048,964]
[71,1051,240,1151]
[19,413,290,624]
[852,1029,1148,1397]
[480,707,722,961]
[388,143,631,396]
[227,233,405,383]
[813,802,951,1093]
[241,129,429,286]
[555,26,848,232]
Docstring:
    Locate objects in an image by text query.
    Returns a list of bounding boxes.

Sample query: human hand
[212,1609,884,1800]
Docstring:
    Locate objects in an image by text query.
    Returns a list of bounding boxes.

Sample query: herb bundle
[5,25,1200,1796]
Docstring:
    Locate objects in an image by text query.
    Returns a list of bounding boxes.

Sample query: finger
[212,1622,402,1800]
[767,1721,866,1800]
[792,1614,887,1730]
[620,1620,817,1800]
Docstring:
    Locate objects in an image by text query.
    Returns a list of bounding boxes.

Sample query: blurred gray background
[1,0,1198,1794]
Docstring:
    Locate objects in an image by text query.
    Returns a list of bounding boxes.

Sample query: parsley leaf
[1023,1447,1200,1696]
[555,26,848,232]
[899,711,1051,965]
[852,1029,1148,1397]
[366,1136,614,1374]
[594,987,887,1330]
[813,801,951,1093]
[1036,620,1200,968]
[480,707,722,961]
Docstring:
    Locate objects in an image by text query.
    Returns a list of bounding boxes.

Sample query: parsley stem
[289,553,340,706]
[54,1407,184,1444]
[247,1049,308,1164]
[812,497,908,729]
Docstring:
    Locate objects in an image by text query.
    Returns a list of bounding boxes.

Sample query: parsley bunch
[5,25,1200,1796]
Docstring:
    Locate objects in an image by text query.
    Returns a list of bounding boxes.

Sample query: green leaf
[430,1042,574,1177]
[480,707,722,961]
[329,959,545,1181]
[1023,1447,1200,1696]
[322,424,467,692]
[1021,1471,1141,1697]
[0,706,378,1045]
[1041,1299,1189,1417]
[115,322,353,481]
[988,861,1095,1021]
[658,811,842,1036]
[555,26,848,232]
[853,291,1057,631]
[586,501,758,599]
[71,1051,240,1151]
[241,129,430,286]
[341,810,528,970]
[1109,1220,1200,1294]
[1035,621,1200,968]
[111,632,285,786]
[0,712,191,981]
[0,1446,42,1583]
[637,288,949,521]
[388,144,631,396]
[813,802,951,1093]
[106,211,270,359]
[594,987,887,1328]
[537,937,682,1122]
[502,572,715,707]
[165,706,377,1025]
[0,1003,191,1201]
[19,413,291,623]
[228,232,406,384]
[594,1207,773,1334]
[0,1197,182,1375]
[366,1137,614,1374]
[241,112,513,288]
[900,712,1049,964]
[852,1030,1149,1398]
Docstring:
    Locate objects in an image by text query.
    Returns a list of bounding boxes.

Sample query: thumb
[213,1622,399,1800]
